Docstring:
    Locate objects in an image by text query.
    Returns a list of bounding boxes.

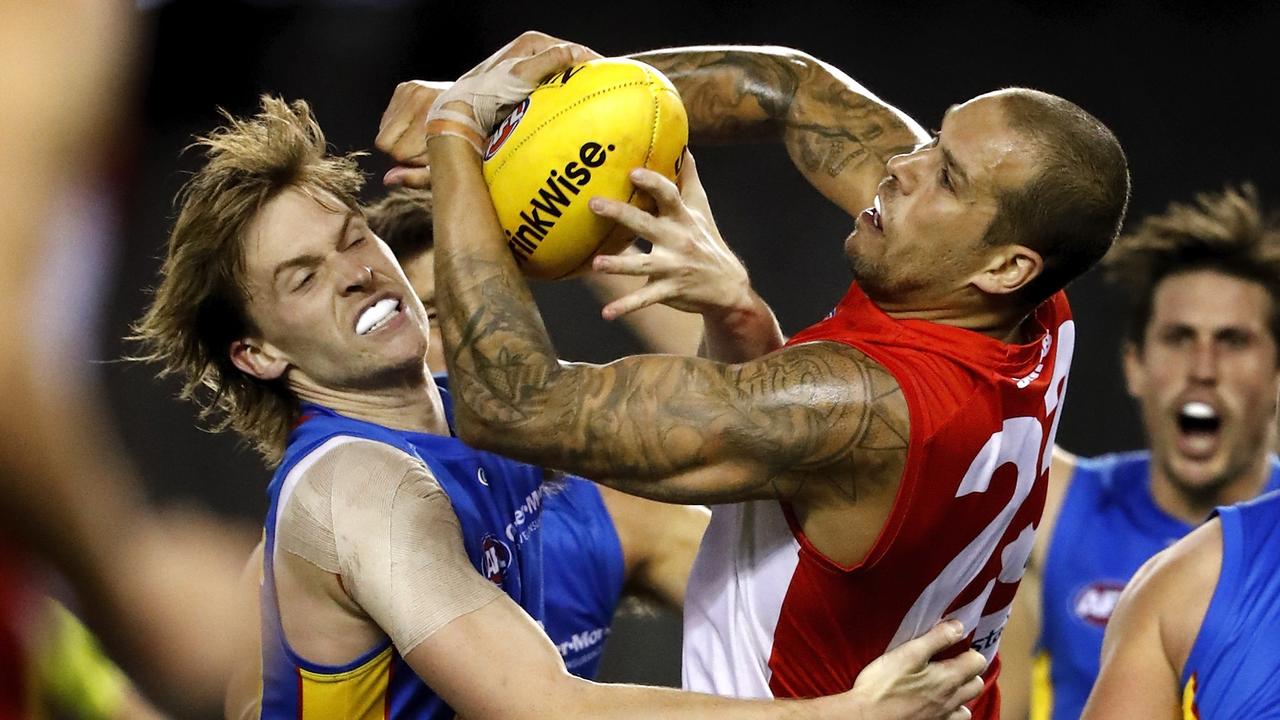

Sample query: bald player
[391,32,1128,719]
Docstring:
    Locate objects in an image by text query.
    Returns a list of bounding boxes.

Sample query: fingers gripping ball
[482,58,688,280]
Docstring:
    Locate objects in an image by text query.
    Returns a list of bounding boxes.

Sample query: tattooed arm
[430,132,908,505]
[634,46,928,217]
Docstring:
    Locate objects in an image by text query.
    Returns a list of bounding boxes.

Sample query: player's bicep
[328,446,503,656]
[543,341,906,504]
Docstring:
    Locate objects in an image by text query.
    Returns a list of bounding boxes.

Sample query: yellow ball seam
[486,79,654,177]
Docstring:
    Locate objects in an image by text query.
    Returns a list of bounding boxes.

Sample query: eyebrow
[271,210,358,285]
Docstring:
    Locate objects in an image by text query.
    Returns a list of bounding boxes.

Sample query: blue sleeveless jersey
[1181,490,1280,719]
[541,477,625,678]
[1034,451,1280,720]
[259,386,546,719]
[428,373,626,680]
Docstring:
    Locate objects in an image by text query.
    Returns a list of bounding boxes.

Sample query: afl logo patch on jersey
[480,534,512,585]
[1073,581,1125,627]
[485,98,530,161]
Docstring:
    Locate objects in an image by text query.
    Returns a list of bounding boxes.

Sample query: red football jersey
[682,282,1074,719]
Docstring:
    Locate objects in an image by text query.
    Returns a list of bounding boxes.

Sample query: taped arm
[279,440,504,657]
[432,135,905,505]
[632,46,928,216]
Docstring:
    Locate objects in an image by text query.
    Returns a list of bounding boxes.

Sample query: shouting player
[999,186,1280,719]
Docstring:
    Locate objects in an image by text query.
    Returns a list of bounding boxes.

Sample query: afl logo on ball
[1073,581,1126,627]
[480,534,512,585]
[485,98,530,161]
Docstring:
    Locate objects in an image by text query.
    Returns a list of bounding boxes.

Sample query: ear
[1122,340,1145,399]
[230,338,289,381]
[970,244,1044,296]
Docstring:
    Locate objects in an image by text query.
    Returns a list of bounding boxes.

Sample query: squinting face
[238,187,432,392]
[847,92,1039,304]
[1125,270,1280,497]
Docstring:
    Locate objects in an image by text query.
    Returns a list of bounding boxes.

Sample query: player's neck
[1150,453,1274,523]
[881,303,1032,343]
[290,366,450,436]
[873,284,1036,343]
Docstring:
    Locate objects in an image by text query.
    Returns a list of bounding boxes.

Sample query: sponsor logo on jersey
[480,534,512,585]
[970,625,1004,654]
[1073,581,1126,627]
[505,485,545,545]
[1013,334,1054,388]
[556,626,611,658]
[476,467,490,486]
[484,98,529,161]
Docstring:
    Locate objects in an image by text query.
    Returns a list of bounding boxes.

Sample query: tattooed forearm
[633,47,926,181]
[429,119,909,505]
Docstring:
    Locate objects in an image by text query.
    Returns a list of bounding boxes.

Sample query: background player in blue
[139,35,987,720]
[1082,490,1280,718]
[999,186,1280,719]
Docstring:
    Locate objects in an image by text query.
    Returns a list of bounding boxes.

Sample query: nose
[885,147,923,195]
[1188,340,1219,384]
[338,259,374,295]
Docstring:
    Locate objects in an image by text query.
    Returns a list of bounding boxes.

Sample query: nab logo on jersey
[485,98,530,160]
[481,534,512,585]
[1074,581,1125,627]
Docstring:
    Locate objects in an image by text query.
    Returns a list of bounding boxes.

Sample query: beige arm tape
[425,57,537,153]
[275,439,503,655]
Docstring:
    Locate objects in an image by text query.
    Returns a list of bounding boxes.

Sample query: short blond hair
[132,96,366,464]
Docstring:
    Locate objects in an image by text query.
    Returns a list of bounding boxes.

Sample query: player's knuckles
[959,650,986,674]
[512,30,559,51]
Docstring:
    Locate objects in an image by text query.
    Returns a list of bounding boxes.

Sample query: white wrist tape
[425,57,536,154]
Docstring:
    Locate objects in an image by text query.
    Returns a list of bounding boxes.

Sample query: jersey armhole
[1181,512,1241,687]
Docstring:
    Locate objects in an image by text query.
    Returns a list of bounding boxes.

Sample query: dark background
[95,0,1280,687]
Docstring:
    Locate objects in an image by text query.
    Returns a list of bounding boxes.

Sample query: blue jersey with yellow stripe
[541,477,625,678]
[1035,452,1280,720]
[259,387,546,719]
[1180,491,1280,719]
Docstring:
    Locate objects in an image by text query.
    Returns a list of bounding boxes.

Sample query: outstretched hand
[587,150,754,322]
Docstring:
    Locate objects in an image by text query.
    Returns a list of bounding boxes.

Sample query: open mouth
[860,195,884,232]
[1178,401,1222,434]
[1175,401,1222,458]
[356,298,402,336]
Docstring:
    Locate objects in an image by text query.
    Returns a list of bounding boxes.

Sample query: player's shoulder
[294,436,439,501]
[1121,519,1222,624]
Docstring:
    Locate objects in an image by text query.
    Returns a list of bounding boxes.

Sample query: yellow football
[483,58,688,280]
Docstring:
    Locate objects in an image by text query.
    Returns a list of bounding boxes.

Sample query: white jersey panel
[681,500,800,698]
